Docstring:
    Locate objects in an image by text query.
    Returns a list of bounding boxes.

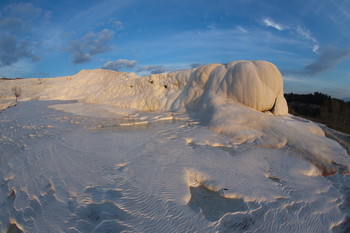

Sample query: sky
[0,0,350,99]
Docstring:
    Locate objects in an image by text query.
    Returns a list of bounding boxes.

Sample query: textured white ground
[1,61,350,232]
[0,101,349,233]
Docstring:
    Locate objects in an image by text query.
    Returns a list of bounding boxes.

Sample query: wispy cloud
[207,24,217,31]
[262,17,319,53]
[237,26,248,33]
[68,0,136,32]
[69,29,114,64]
[295,26,319,53]
[102,59,137,71]
[262,18,284,31]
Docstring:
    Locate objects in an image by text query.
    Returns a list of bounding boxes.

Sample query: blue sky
[1,0,350,98]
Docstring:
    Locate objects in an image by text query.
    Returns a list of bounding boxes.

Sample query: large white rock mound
[35,60,288,115]
[220,61,287,114]
[183,60,288,115]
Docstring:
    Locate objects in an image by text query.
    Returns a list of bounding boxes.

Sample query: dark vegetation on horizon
[285,92,350,134]
[0,77,23,80]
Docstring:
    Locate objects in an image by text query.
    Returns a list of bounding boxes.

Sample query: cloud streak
[263,18,284,31]
[302,46,350,75]
[283,46,350,76]
[138,65,169,74]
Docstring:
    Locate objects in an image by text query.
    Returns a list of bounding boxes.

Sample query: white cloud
[262,18,284,31]
[102,59,137,71]
[262,17,319,54]
[296,26,319,53]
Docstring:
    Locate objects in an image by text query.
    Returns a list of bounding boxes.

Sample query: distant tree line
[285,92,350,134]
[0,77,23,80]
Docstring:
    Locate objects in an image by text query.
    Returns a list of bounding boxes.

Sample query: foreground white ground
[1,101,350,232]
[1,61,350,232]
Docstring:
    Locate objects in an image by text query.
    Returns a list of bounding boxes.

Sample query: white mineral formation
[37,60,288,115]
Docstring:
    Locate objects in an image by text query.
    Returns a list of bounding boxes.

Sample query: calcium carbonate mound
[40,60,288,115]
